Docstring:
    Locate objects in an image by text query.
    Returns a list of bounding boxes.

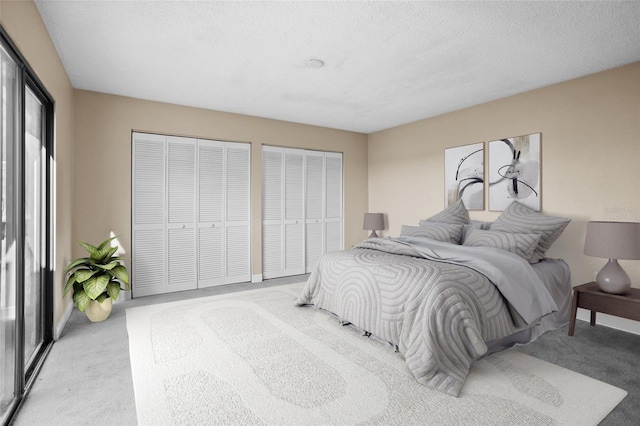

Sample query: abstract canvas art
[444,142,484,210]
[488,133,541,211]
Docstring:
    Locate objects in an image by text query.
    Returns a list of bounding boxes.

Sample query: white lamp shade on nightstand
[363,213,385,238]
[584,221,640,294]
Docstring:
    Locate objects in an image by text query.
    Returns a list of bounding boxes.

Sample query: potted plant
[64,236,130,322]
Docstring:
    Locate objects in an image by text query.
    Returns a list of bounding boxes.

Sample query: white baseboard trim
[577,307,640,336]
[54,302,74,341]
[251,274,263,283]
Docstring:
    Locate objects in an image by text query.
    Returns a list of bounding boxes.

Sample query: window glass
[0,43,19,425]
[23,87,44,369]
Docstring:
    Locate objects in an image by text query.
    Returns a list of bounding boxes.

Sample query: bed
[295,201,571,397]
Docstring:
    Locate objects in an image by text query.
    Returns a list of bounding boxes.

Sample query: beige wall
[73,91,368,279]
[1,0,367,333]
[368,62,640,288]
[1,0,76,328]
[4,0,639,335]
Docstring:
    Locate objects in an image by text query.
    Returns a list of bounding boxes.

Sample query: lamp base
[368,230,379,238]
[596,259,631,294]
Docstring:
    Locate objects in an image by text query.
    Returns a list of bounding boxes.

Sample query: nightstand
[568,282,640,336]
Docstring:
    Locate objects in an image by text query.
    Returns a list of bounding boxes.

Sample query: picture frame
[444,142,484,210]
[488,133,541,211]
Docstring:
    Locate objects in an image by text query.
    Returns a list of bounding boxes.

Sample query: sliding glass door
[0,41,19,426]
[24,87,46,372]
[0,28,53,426]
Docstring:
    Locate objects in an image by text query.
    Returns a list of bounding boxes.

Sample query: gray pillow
[400,223,463,244]
[490,202,570,263]
[462,229,541,262]
[461,220,493,244]
[420,199,470,226]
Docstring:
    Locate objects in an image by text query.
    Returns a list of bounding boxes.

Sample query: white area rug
[126,283,626,425]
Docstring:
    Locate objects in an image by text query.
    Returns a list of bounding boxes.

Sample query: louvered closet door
[197,140,250,287]
[262,146,305,279]
[325,152,343,253]
[262,147,283,279]
[284,149,305,275]
[166,136,197,293]
[262,147,343,278]
[225,143,250,282]
[197,139,224,287]
[305,151,324,272]
[132,133,167,297]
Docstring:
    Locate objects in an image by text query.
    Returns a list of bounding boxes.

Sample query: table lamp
[583,221,640,294]
[363,213,384,238]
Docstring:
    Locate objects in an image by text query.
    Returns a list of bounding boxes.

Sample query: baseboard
[251,274,263,283]
[577,308,640,336]
[54,301,74,340]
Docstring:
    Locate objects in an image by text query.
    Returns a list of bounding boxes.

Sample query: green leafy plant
[64,236,130,312]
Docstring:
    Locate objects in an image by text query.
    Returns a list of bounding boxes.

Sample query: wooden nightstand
[568,282,640,336]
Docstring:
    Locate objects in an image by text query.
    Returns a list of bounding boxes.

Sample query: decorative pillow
[490,202,570,263]
[420,221,465,244]
[420,199,470,226]
[462,229,541,262]
[401,223,463,244]
[461,220,493,244]
[469,220,492,230]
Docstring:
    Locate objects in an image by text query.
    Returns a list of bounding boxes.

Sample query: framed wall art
[444,142,484,210]
[488,133,541,211]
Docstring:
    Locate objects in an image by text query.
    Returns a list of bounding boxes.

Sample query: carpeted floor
[514,315,640,425]
[11,274,640,425]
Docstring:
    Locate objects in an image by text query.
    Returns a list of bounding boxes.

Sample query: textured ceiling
[35,1,640,134]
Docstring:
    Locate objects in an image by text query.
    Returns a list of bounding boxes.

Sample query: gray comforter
[295,237,559,397]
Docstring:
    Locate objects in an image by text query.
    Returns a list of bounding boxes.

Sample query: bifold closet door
[198,140,250,287]
[283,149,305,274]
[224,144,251,283]
[305,151,324,272]
[133,133,250,297]
[262,146,305,279]
[325,152,343,253]
[304,151,343,273]
[263,147,342,278]
[196,140,224,287]
[132,134,198,296]
[132,133,167,297]
[262,147,283,279]
[166,136,198,293]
